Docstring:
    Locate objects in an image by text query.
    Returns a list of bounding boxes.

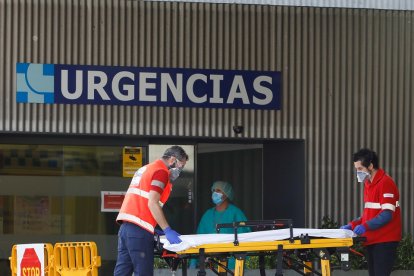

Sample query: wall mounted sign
[122,146,143,177]
[16,63,282,110]
[101,191,126,212]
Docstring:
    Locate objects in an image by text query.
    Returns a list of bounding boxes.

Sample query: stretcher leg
[181,259,187,276]
[234,254,246,276]
[320,259,331,276]
[259,254,266,276]
[197,248,207,276]
[217,257,228,275]
[275,244,283,276]
[313,248,331,276]
[303,261,313,275]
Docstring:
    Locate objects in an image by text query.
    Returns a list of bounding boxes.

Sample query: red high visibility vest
[116,159,172,233]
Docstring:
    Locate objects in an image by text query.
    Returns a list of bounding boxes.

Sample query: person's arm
[148,179,182,244]
[148,184,169,229]
[364,210,392,230]
[196,210,211,234]
[234,208,250,233]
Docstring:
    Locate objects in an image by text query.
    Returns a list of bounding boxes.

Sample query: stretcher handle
[350,248,364,258]
[216,219,293,231]
[216,219,295,244]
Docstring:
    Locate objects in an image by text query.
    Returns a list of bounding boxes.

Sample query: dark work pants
[366,242,399,276]
[114,222,154,276]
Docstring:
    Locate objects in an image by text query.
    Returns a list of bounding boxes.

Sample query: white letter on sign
[112,71,135,101]
[61,70,83,99]
[139,72,157,102]
[160,73,183,102]
[88,71,110,100]
[253,76,273,105]
[209,75,224,103]
[187,74,207,103]
[227,75,249,104]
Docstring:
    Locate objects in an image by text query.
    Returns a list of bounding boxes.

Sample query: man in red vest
[340,148,402,276]
[114,145,188,276]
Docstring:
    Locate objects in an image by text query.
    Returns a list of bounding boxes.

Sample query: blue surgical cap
[211,181,234,201]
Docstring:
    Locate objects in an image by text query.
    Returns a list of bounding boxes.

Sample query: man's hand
[164,227,182,244]
[353,224,366,235]
[340,224,352,230]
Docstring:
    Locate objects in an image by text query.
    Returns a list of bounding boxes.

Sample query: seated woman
[189,181,250,269]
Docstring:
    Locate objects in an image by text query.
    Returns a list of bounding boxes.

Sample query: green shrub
[320,215,340,229]
[245,255,277,269]
[394,233,414,270]
[154,257,170,269]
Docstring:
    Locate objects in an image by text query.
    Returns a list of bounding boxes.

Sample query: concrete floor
[153,269,414,276]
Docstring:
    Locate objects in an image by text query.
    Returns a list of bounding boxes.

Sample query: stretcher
[155,220,365,276]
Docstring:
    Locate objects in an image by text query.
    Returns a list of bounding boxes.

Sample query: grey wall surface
[150,0,414,11]
[0,1,413,233]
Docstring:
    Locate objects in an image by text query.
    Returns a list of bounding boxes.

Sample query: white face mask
[212,192,224,205]
[356,171,370,183]
[169,167,182,182]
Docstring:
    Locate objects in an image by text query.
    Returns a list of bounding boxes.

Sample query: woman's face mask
[356,171,370,183]
[212,191,224,205]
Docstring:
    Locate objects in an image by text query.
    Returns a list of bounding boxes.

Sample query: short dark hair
[353,148,379,169]
[162,146,189,161]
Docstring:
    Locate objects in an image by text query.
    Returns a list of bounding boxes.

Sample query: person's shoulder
[380,170,397,184]
[202,207,215,216]
[148,159,166,167]
[379,171,399,189]
[228,203,243,212]
[228,204,248,220]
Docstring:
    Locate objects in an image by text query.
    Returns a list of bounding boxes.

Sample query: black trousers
[366,242,399,276]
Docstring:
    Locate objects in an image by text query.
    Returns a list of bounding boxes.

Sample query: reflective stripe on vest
[117,213,155,233]
[127,187,164,207]
[365,201,400,211]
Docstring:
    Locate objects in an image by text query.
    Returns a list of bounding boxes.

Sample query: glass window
[0,144,147,274]
[0,143,200,274]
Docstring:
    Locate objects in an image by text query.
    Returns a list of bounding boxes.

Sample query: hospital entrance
[0,139,305,275]
[194,141,305,231]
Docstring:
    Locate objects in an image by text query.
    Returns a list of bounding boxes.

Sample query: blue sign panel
[16,63,282,110]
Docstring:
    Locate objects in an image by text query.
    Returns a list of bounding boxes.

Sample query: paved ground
[153,269,414,275]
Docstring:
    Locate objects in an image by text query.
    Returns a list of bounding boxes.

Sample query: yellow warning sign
[123,147,143,177]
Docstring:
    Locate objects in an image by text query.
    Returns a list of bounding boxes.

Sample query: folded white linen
[160,228,356,252]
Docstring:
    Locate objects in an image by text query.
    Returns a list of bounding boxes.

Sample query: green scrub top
[189,203,250,269]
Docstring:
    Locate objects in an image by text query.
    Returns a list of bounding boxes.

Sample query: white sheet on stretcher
[160,228,356,252]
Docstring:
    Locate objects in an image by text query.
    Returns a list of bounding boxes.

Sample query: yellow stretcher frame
[174,237,356,276]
